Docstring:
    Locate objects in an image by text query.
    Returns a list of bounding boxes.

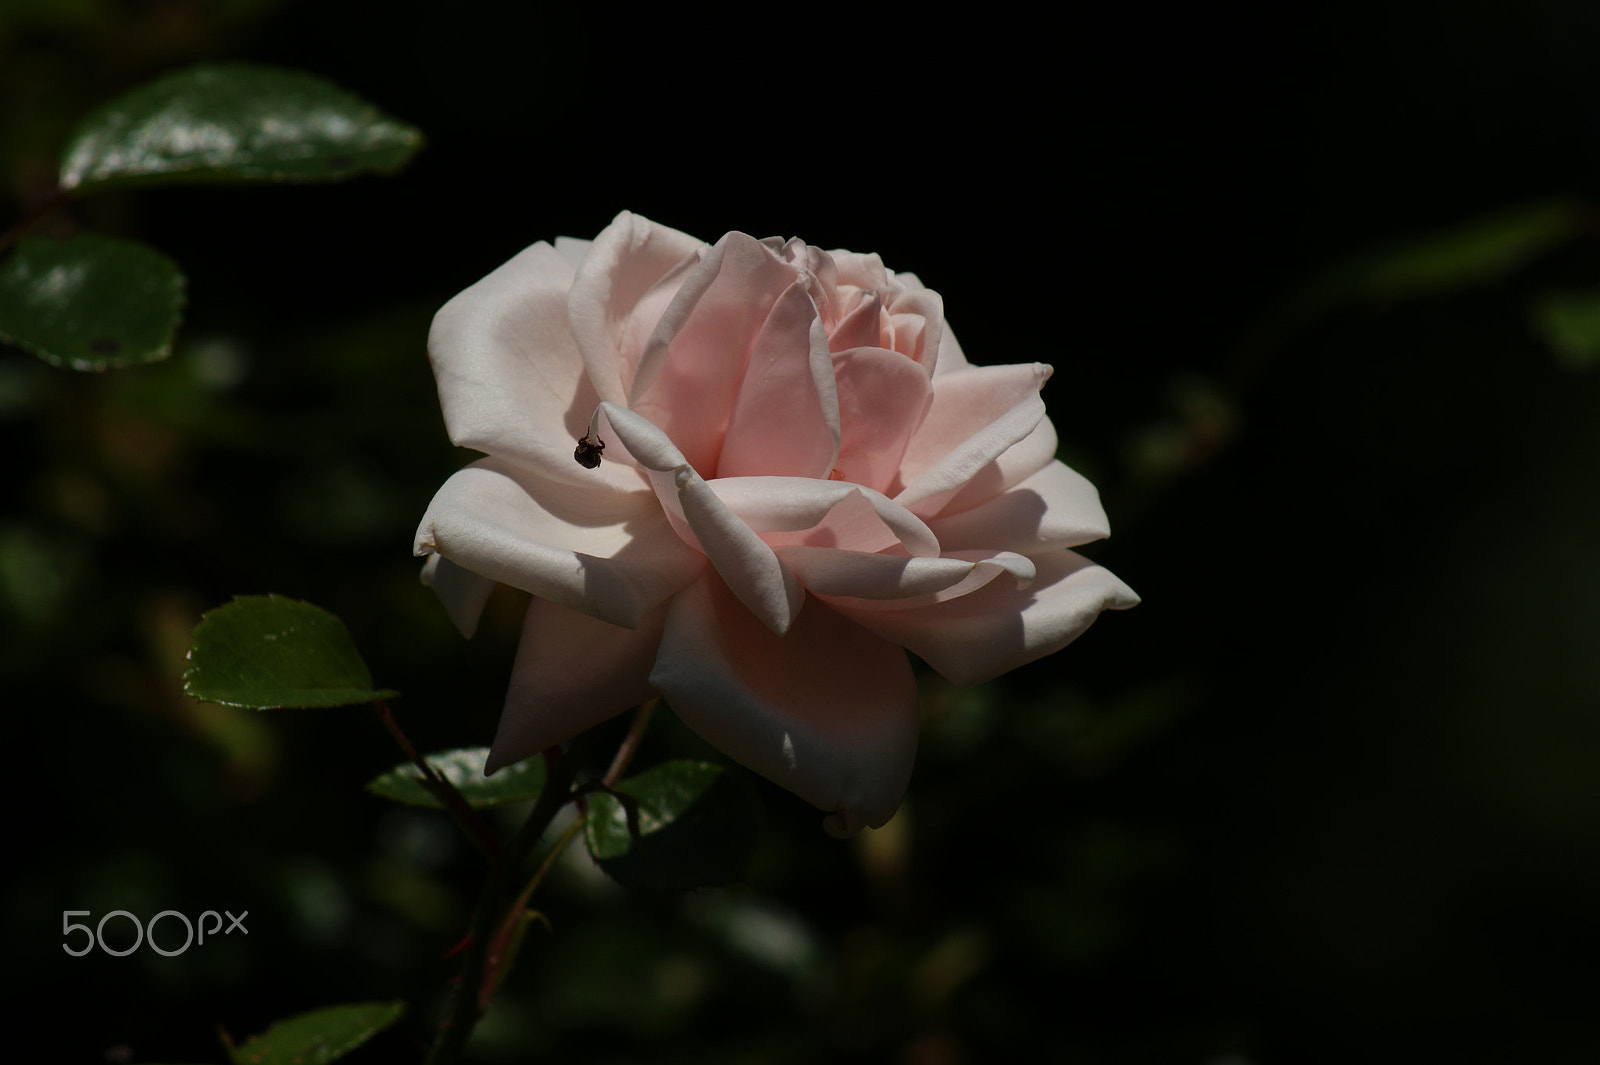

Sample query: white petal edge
[810,549,1037,613]
[895,364,1052,516]
[708,476,941,558]
[597,403,804,635]
[428,240,638,493]
[566,211,705,408]
[928,460,1111,554]
[414,458,705,629]
[843,549,1140,686]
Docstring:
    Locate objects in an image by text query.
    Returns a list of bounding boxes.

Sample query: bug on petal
[574,433,605,469]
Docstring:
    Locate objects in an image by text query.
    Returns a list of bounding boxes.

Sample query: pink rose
[415,212,1137,835]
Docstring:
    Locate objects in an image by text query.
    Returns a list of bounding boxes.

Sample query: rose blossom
[415,211,1137,835]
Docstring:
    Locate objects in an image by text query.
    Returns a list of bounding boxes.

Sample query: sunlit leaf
[183,595,397,709]
[225,1001,404,1065]
[585,760,759,891]
[1531,289,1600,371]
[0,234,184,370]
[59,62,423,192]
[366,747,548,808]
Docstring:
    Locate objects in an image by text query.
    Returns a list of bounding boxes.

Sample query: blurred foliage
[3,2,1600,1065]
[0,232,186,368]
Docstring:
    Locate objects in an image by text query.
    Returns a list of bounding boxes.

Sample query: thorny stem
[423,698,658,1064]
[372,700,501,864]
[423,742,579,1065]
[481,699,660,994]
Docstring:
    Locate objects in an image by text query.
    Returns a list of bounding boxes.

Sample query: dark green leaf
[366,747,548,808]
[227,1001,404,1065]
[183,595,397,709]
[585,760,759,892]
[1531,289,1600,371]
[0,234,184,370]
[59,62,423,192]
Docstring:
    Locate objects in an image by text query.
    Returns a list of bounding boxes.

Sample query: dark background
[4,1,1600,1062]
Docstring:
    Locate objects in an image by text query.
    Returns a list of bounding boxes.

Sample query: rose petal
[567,211,705,408]
[486,599,664,772]
[829,289,885,351]
[830,250,892,291]
[631,232,800,475]
[811,549,1037,613]
[884,285,944,372]
[894,363,1052,516]
[830,346,934,494]
[420,553,497,638]
[773,238,841,325]
[776,545,1035,602]
[707,476,940,558]
[932,414,1060,518]
[650,576,920,829]
[928,460,1111,553]
[552,236,593,269]
[843,549,1139,685]
[716,279,840,480]
[414,458,705,629]
[599,404,804,635]
[428,240,638,492]
[932,321,970,376]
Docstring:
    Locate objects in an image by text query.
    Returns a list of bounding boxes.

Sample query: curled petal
[827,289,884,351]
[830,250,893,291]
[895,363,1052,516]
[776,545,1035,602]
[716,279,840,480]
[884,285,944,373]
[567,211,705,408]
[708,476,940,557]
[929,460,1111,554]
[650,577,920,829]
[844,549,1139,685]
[830,346,933,495]
[486,599,664,772]
[429,241,637,493]
[631,232,800,475]
[933,414,1060,518]
[420,553,497,638]
[552,236,593,269]
[932,320,970,376]
[414,458,704,629]
[599,404,804,634]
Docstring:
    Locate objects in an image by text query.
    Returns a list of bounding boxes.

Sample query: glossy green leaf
[1531,289,1600,371]
[366,747,548,808]
[0,234,184,370]
[226,1001,404,1065]
[59,62,423,192]
[585,760,759,892]
[183,595,397,709]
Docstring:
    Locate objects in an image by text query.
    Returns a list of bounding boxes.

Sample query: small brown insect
[574,433,605,469]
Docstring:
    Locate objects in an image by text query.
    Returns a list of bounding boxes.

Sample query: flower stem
[423,742,580,1065]
[604,697,657,787]
[372,700,501,864]
[422,699,660,1063]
